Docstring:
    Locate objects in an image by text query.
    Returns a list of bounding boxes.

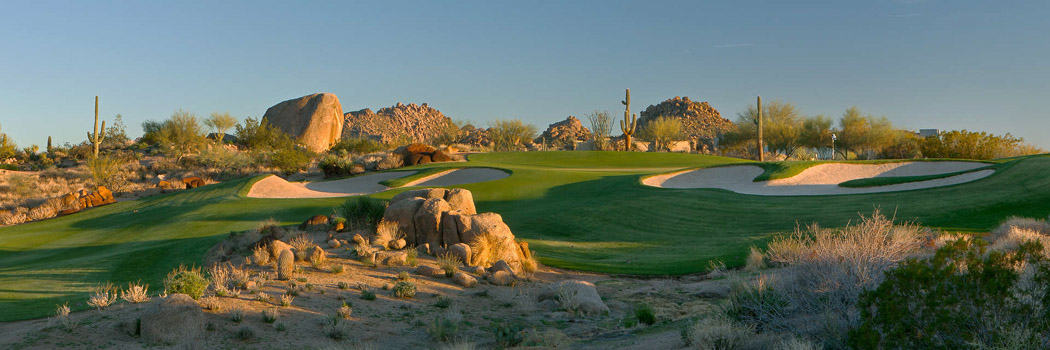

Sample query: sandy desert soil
[643,161,994,195]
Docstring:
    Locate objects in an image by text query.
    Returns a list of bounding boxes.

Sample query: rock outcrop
[535,116,591,149]
[395,143,455,166]
[458,124,491,148]
[382,188,531,274]
[638,96,733,153]
[343,103,453,144]
[262,93,344,152]
[57,186,117,215]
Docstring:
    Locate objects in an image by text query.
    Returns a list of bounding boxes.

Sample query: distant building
[917,129,939,138]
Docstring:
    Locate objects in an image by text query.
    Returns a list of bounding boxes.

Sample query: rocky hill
[638,96,733,152]
[535,116,591,149]
[343,103,453,144]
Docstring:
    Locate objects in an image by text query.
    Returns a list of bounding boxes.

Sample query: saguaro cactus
[46,136,52,153]
[756,95,764,161]
[620,89,637,151]
[88,96,106,158]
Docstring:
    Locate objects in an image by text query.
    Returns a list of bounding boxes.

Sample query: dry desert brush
[730,210,934,347]
[120,281,150,303]
[86,282,118,311]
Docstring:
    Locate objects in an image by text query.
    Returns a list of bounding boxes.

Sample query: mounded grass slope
[2,151,1048,321]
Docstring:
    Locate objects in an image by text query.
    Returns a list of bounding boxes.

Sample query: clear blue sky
[1,0,1048,148]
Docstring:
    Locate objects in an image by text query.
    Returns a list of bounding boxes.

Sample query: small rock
[432,245,447,257]
[469,266,486,275]
[415,265,445,278]
[418,243,431,255]
[490,260,514,276]
[488,270,515,286]
[452,272,477,288]
[375,250,408,266]
[391,238,407,250]
[352,234,366,245]
[327,239,341,249]
[448,243,472,266]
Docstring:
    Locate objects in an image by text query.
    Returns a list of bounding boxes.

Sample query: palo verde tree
[586,110,613,151]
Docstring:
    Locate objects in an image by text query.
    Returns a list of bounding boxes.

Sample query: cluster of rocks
[535,116,591,150]
[156,176,207,191]
[343,102,454,145]
[457,124,491,149]
[383,188,531,275]
[57,186,117,215]
[261,93,345,152]
[395,143,454,166]
[638,96,733,153]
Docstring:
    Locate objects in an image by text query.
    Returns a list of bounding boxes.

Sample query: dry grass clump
[427,308,463,343]
[230,308,246,322]
[323,315,352,340]
[437,252,462,277]
[988,216,1050,256]
[337,302,353,319]
[52,302,77,331]
[279,294,294,307]
[732,210,933,347]
[745,246,765,271]
[86,282,118,311]
[469,232,508,267]
[209,262,242,297]
[289,234,315,260]
[251,245,270,265]
[262,308,278,323]
[374,219,402,248]
[683,316,756,350]
[521,328,572,348]
[120,281,150,303]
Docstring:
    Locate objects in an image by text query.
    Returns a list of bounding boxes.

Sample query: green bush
[234,117,294,152]
[361,289,377,301]
[270,147,313,175]
[318,154,357,178]
[164,265,209,300]
[329,137,386,155]
[850,239,1050,349]
[393,281,416,299]
[634,303,656,325]
[338,196,386,229]
[493,322,524,347]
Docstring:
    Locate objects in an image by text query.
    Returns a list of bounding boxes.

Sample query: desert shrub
[393,281,416,299]
[434,342,477,350]
[27,201,58,221]
[197,144,253,172]
[435,296,452,309]
[640,116,685,152]
[745,245,765,271]
[428,309,463,342]
[469,232,508,268]
[748,210,932,346]
[251,245,270,266]
[235,326,253,340]
[520,246,539,277]
[52,302,76,331]
[324,316,352,340]
[270,146,313,175]
[361,289,377,301]
[397,271,411,281]
[276,250,294,280]
[850,238,1050,349]
[288,234,314,259]
[86,154,127,190]
[919,129,1034,160]
[330,264,345,274]
[406,248,418,266]
[318,154,357,178]
[86,282,118,311]
[140,110,207,161]
[635,303,656,326]
[279,294,294,307]
[493,322,524,347]
[262,308,278,323]
[437,252,462,277]
[489,119,537,152]
[164,265,209,300]
[337,302,353,319]
[230,308,245,323]
[120,281,150,303]
[521,328,572,347]
[209,262,241,297]
[330,137,386,155]
[587,110,613,151]
[234,117,294,152]
[339,196,386,230]
[683,316,756,350]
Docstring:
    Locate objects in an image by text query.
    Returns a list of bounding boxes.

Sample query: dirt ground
[0,227,738,350]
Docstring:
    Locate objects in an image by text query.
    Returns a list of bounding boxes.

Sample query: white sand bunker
[402,168,510,187]
[247,172,412,198]
[643,162,994,196]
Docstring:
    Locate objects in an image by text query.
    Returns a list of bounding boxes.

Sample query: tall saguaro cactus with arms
[620,89,637,151]
[88,96,106,158]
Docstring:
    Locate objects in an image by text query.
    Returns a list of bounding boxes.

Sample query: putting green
[1,151,1048,321]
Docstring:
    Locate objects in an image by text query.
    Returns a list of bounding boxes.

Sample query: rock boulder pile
[58,186,116,215]
[343,103,453,144]
[395,143,455,166]
[262,93,344,152]
[638,96,733,153]
[383,188,531,274]
[536,116,591,149]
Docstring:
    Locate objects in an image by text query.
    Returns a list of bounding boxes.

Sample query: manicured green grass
[0,177,345,322]
[378,166,463,188]
[838,165,997,188]
[3,151,1049,321]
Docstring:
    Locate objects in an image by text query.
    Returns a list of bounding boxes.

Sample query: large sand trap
[247,172,412,198]
[643,161,994,196]
[402,168,510,187]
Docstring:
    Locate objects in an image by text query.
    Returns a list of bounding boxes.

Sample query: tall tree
[205,112,238,141]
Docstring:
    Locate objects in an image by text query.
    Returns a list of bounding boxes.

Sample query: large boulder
[262,93,344,152]
[414,198,451,248]
[444,189,476,215]
[441,210,465,247]
[539,280,609,315]
[383,197,425,245]
[140,294,204,345]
